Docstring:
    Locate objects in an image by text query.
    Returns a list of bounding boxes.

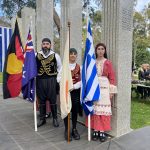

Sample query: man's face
[147,65,150,70]
[41,42,51,51]
[69,52,77,63]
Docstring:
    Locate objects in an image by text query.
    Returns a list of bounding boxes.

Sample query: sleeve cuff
[110,84,117,93]
[73,82,81,89]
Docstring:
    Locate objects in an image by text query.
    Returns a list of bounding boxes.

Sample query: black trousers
[36,77,57,119]
[137,86,147,99]
[64,89,82,130]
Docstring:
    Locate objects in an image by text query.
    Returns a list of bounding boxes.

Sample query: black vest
[36,52,57,78]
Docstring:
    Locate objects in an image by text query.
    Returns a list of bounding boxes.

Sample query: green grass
[0,72,2,83]
[131,94,150,129]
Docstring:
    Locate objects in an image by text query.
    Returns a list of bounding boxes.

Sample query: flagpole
[88,114,91,141]
[30,16,37,132]
[67,21,71,143]
[86,3,91,142]
[34,94,37,132]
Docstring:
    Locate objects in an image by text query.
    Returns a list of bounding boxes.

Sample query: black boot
[72,129,80,140]
[53,118,59,127]
[37,119,46,127]
[37,104,46,128]
[45,112,52,118]
[51,104,59,127]
[64,130,72,141]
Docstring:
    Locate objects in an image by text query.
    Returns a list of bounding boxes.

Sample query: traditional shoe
[72,129,80,140]
[64,130,72,141]
[99,132,107,142]
[45,112,51,118]
[92,131,99,141]
[37,119,46,128]
[53,118,59,127]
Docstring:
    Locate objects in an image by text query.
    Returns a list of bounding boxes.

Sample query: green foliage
[134,12,145,22]
[135,48,150,67]
[82,10,102,58]
[0,73,2,83]
[1,0,36,19]
[90,10,102,26]
[133,5,150,68]
[146,8,150,19]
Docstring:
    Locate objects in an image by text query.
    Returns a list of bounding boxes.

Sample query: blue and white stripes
[0,26,12,72]
[81,21,101,116]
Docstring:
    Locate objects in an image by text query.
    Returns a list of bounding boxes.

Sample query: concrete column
[11,8,35,49]
[21,7,36,48]
[102,0,134,137]
[61,0,82,64]
[11,17,23,40]
[36,0,53,51]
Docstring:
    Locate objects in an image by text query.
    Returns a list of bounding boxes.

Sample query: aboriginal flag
[3,20,24,99]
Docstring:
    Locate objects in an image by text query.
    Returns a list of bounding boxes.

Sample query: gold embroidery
[37,53,57,76]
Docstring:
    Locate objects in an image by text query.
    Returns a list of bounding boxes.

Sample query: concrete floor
[0,85,150,150]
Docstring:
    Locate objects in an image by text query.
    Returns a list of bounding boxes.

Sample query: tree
[1,0,36,18]
[1,0,61,34]
[1,0,104,38]
[133,5,150,68]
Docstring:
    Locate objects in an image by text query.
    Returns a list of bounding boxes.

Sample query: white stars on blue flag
[22,29,37,102]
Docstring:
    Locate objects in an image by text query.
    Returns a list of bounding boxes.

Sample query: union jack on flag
[22,29,37,102]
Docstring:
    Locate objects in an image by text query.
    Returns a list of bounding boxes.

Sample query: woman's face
[96,46,105,58]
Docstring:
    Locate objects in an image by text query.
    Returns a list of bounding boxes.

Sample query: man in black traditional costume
[36,38,62,128]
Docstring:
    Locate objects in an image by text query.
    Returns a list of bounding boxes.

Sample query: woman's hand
[110,93,114,100]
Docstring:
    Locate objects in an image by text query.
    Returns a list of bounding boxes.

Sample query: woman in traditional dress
[86,43,117,142]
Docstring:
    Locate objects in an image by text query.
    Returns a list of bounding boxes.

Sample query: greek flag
[81,21,101,116]
[0,26,12,72]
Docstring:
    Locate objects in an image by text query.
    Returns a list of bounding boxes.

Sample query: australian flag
[22,29,37,102]
[81,20,101,116]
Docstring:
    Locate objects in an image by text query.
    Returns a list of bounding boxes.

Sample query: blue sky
[135,0,150,11]
[0,0,150,17]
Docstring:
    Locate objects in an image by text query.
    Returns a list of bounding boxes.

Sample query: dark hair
[69,48,77,54]
[42,38,51,44]
[95,43,107,58]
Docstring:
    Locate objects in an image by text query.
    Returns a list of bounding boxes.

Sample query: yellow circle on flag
[6,53,23,74]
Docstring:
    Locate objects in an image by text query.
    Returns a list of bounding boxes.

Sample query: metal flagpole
[34,94,37,132]
[30,16,37,132]
[88,114,91,141]
[86,2,91,142]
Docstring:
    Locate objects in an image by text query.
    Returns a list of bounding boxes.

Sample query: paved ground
[0,85,105,150]
[0,85,150,150]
